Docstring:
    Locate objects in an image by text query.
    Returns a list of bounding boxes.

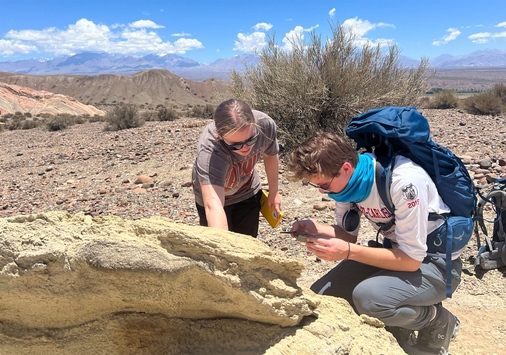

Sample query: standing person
[287,132,462,355]
[192,99,281,237]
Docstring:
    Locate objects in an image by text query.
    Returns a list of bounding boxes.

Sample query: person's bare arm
[307,237,422,272]
[262,153,281,214]
[200,183,228,230]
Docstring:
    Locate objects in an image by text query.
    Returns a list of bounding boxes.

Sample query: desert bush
[75,115,87,124]
[203,104,214,118]
[157,105,179,121]
[491,83,506,105]
[20,119,39,130]
[89,114,105,123]
[416,96,431,108]
[427,89,459,109]
[5,117,25,130]
[104,103,144,131]
[231,23,431,152]
[141,110,157,122]
[188,104,214,119]
[46,114,73,131]
[462,92,502,115]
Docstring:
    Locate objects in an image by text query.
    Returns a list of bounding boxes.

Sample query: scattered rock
[313,203,328,211]
[135,175,153,184]
[132,187,147,194]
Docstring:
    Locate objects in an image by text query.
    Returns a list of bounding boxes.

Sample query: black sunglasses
[222,132,259,151]
[308,176,335,193]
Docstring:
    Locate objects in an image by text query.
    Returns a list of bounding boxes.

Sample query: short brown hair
[286,132,358,181]
[214,99,255,137]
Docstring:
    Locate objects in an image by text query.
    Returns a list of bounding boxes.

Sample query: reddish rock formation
[0,82,105,116]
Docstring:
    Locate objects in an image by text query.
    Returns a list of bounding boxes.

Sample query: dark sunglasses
[308,176,335,193]
[222,132,259,151]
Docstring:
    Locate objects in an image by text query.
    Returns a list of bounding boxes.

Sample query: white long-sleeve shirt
[334,154,452,261]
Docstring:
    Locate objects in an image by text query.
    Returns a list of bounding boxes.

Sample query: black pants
[196,190,262,237]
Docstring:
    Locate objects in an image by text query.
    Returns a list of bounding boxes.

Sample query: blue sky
[1,0,505,64]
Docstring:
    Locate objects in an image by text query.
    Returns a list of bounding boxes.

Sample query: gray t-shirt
[192,110,279,206]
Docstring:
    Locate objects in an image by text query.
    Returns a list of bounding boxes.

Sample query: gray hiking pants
[310,256,462,330]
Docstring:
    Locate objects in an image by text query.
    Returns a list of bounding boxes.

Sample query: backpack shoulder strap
[374,160,395,233]
[375,160,394,214]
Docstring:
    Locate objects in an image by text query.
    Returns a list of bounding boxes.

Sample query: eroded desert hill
[0,69,231,110]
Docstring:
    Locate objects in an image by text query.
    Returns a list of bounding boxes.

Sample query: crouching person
[287,132,462,355]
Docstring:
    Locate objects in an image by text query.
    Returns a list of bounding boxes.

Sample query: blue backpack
[346,106,477,297]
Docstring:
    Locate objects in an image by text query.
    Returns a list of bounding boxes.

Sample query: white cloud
[129,20,164,29]
[173,38,205,52]
[0,39,37,56]
[234,31,268,53]
[469,30,506,44]
[432,27,461,46]
[233,23,273,53]
[1,18,202,57]
[254,22,273,31]
[172,32,192,37]
[468,32,491,44]
[495,22,506,28]
[329,8,336,18]
[280,25,318,52]
[341,17,395,48]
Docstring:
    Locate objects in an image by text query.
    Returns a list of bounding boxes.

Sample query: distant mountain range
[0,52,260,81]
[0,49,505,81]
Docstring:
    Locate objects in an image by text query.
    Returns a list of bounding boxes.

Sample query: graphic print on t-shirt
[224,152,260,193]
[402,183,418,200]
[401,183,420,209]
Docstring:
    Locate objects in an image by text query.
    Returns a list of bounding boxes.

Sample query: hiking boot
[385,326,416,348]
[404,305,460,355]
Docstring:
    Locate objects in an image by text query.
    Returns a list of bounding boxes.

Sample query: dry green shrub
[104,103,144,131]
[5,116,25,130]
[157,105,179,121]
[141,110,157,122]
[427,89,459,109]
[0,112,42,130]
[89,114,105,123]
[46,114,75,131]
[20,119,39,130]
[492,83,506,105]
[416,96,431,108]
[189,104,214,119]
[462,92,502,116]
[231,23,432,152]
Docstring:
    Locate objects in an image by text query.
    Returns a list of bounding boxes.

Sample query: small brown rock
[132,187,147,194]
[313,203,328,211]
[134,175,153,184]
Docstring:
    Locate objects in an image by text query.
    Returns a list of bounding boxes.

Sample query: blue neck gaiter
[327,154,375,203]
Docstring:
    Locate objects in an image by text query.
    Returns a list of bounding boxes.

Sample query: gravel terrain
[1,109,505,354]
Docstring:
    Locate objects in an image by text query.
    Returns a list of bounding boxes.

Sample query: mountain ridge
[1,49,505,81]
